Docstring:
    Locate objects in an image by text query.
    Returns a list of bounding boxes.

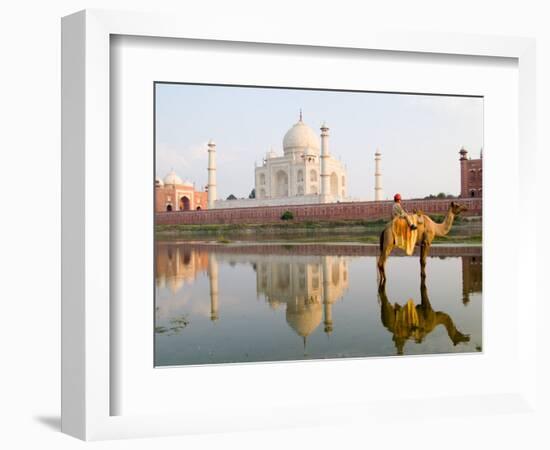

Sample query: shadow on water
[154,241,482,366]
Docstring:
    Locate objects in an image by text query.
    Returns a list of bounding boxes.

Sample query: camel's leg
[378,229,393,284]
[420,240,430,280]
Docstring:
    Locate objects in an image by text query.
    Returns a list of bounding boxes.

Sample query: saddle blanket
[391,216,419,255]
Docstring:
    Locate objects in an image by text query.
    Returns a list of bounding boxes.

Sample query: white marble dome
[283,118,320,155]
[182,180,194,188]
[163,170,183,186]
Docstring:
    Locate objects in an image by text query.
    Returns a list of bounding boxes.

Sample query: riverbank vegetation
[155,216,482,245]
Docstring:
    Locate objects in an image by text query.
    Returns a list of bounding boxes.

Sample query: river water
[155,241,482,366]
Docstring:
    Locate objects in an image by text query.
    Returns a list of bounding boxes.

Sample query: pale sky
[155,83,483,200]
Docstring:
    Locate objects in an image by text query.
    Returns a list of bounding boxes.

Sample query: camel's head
[450,201,468,215]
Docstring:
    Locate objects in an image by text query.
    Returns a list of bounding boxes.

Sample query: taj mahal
[212,112,349,209]
[248,112,347,207]
[155,112,379,212]
[155,111,481,216]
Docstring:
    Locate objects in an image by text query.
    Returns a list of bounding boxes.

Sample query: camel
[377,201,468,283]
[378,277,470,355]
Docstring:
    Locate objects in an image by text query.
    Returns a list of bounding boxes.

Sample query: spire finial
[299,108,303,121]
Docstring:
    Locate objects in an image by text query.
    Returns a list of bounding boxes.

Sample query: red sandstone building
[459,147,482,198]
[155,170,208,212]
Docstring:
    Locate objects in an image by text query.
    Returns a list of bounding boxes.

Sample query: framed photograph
[153,82,483,366]
[62,9,537,440]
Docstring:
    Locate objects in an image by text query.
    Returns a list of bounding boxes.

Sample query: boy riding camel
[392,193,417,230]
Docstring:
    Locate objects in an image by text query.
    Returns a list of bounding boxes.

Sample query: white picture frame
[61,9,537,441]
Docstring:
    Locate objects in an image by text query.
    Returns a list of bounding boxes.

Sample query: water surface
[155,242,482,366]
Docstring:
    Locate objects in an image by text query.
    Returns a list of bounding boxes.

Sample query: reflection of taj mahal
[255,255,349,341]
[155,243,349,342]
[208,252,349,343]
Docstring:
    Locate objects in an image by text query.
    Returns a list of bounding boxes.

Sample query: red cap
[394,193,402,201]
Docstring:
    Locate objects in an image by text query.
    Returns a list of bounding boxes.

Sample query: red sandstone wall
[155,198,482,225]
[194,191,208,210]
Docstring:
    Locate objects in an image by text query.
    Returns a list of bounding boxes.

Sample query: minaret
[207,140,217,209]
[322,257,333,334]
[320,121,330,203]
[459,146,469,198]
[208,253,219,321]
[374,150,383,201]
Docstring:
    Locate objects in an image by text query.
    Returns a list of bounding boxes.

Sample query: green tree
[281,210,294,220]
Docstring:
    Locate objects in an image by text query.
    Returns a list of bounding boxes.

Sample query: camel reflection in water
[378,278,470,355]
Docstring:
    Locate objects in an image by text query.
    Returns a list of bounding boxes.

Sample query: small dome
[163,170,183,186]
[155,177,164,187]
[283,117,320,155]
[266,147,278,159]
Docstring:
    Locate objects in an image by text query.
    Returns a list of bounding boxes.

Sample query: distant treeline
[423,193,458,199]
